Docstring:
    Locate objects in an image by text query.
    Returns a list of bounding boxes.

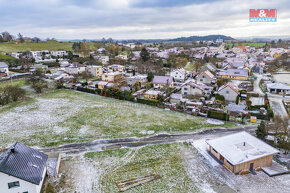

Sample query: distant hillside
[169,35,235,42]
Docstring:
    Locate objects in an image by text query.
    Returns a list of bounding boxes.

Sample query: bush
[207,110,229,121]
[137,98,159,106]
[215,94,225,101]
[0,86,26,105]
[267,109,274,118]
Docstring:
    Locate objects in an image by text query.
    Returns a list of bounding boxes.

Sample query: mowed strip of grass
[84,143,200,193]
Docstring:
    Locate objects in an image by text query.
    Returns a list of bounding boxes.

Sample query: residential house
[97,56,109,64]
[0,62,9,76]
[181,80,213,97]
[102,71,124,82]
[206,132,279,174]
[200,63,217,73]
[115,55,128,60]
[196,70,215,85]
[217,82,239,102]
[97,81,108,90]
[144,90,162,100]
[170,93,183,104]
[170,68,187,82]
[219,69,248,80]
[0,142,48,193]
[152,76,174,89]
[86,65,103,78]
[267,82,290,95]
[227,103,246,116]
[50,51,67,57]
[107,64,125,72]
[126,75,147,87]
[65,63,86,75]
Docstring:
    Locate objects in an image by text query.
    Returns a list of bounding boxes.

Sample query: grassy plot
[81,143,199,192]
[0,41,101,53]
[0,79,27,88]
[0,41,74,52]
[0,89,236,148]
[227,42,266,48]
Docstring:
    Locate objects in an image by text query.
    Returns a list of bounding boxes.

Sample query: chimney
[11,146,15,153]
[243,142,245,146]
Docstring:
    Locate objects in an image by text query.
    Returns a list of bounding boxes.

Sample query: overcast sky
[0,0,289,40]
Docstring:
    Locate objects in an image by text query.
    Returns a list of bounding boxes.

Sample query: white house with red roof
[217,82,239,102]
[196,70,215,85]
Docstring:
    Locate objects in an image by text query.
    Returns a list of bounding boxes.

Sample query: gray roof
[228,103,245,113]
[0,62,9,68]
[267,82,290,90]
[0,142,48,185]
[152,76,173,84]
[220,69,248,77]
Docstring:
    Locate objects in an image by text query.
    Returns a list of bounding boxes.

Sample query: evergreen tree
[140,47,150,62]
[256,121,267,140]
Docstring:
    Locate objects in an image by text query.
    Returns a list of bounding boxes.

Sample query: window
[23,192,28,193]
[184,92,188,95]
[184,88,188,90]
[226,91,229,94]
[8,181,20,189]
[200,79,203,82]
[202,75,205,78]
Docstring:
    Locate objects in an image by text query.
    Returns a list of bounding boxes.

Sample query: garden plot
[0,89,234,148]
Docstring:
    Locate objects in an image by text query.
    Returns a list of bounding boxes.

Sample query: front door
[250,163,254,171]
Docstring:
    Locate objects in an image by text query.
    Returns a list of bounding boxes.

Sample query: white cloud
[0,0,289,39]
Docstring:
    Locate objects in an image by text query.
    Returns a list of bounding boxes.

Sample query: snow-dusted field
[0,89,233,148]
[48,143,199,193]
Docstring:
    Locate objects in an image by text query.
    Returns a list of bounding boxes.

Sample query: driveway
[253,73,265,96]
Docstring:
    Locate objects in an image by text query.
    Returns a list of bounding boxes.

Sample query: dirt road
[41,126,257,155]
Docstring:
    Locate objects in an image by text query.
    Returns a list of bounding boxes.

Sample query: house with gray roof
[267,82,290,95]
[0,62,9,76]
[219,69,248,80]
[0,142,48,193]
[152,76,174,89]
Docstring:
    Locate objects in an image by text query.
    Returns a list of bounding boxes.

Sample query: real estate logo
[249,9,277,22]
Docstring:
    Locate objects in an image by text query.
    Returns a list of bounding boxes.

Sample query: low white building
[0,143,48,193]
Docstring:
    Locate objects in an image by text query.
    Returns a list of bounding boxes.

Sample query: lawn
[48,143,200,193]
[227,42,266,48]
[0,41,74,53]
[0,79,27,88]
[0,89,236,148]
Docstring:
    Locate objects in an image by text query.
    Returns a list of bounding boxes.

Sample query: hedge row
[76,87,96,94]
[207,110,229,121]
[136,98,160,106]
